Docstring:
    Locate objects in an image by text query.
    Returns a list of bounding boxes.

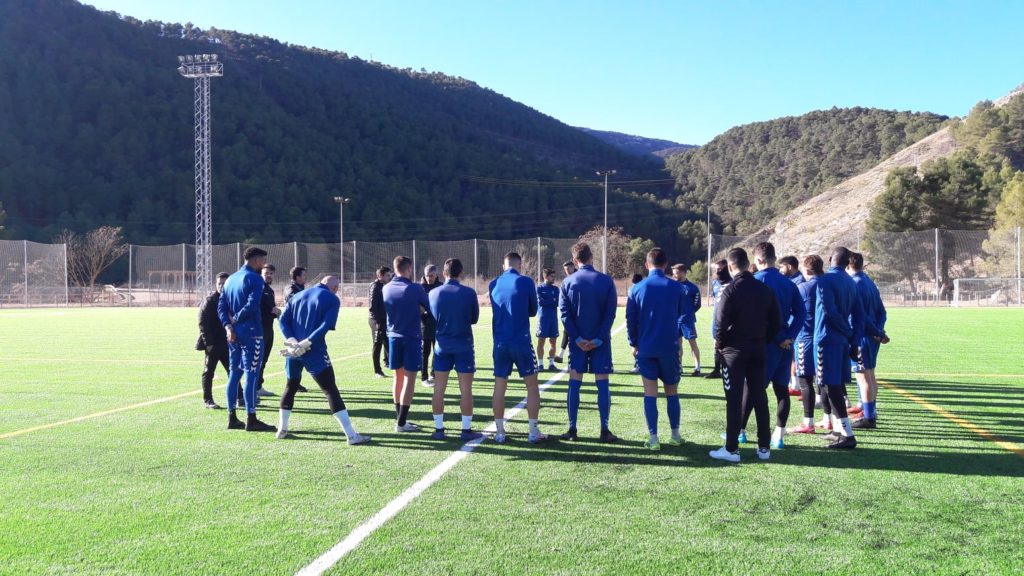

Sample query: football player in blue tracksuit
[490,252,548,444]
[671,264,703,376]
[815,247,865,449]
[779,255,805,286]
[741,242,805,449]
[559,242,618,443]
[847,252,890,429]
[275,276,370,444]
[535,268,560,372]
[627,248,687,450]
[384,255,430,433]
[217,247,276,432]
[428,258,484,441]
[788,255,824,435]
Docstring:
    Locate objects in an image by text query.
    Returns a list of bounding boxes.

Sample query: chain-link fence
[3,228,1020,308]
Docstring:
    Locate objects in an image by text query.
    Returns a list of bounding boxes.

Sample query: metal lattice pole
[178,54,223,297]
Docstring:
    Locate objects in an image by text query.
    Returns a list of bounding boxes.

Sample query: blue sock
[643,396,658,436]
[866,401,877,419]
[567,380,582,428]
[666,394,680,431]
[226,370,242,409]
[244,371,258,414]
[596,379,611,429]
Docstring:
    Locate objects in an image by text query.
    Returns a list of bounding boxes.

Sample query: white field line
[0,351,370,440]
[295,323,627,576]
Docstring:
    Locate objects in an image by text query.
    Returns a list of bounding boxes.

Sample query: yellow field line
[880,380,1024,458]
[0,351,370,441]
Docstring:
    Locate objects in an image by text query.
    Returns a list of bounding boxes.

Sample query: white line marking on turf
[295,324,627,576]
[0,351,370,440]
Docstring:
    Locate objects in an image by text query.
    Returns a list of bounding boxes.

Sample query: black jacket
[420,278,443,334]
[284,281,304,304]
[714,271,781,348]
[197,291,226,349]
[261,284,278,331]
[368,280,386,323]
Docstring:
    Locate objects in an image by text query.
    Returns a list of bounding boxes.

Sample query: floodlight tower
[177,54,223,294]
[596,169,616,273]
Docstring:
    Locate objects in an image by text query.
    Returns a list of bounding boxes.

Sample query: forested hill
[665,107,951,235]
[576,128,695,158]
[0,0,681,246]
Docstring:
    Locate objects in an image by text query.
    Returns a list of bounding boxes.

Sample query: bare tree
[56,227,129,294]
[578,225,633,278]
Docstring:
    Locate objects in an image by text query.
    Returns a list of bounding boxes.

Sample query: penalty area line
[295,323,627,576]
[0,351,369,441]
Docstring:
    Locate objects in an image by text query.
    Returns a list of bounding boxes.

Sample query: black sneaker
[851,417,877,430]
[599,428,618,443]
[704,370,721,379]
[560,427,578,441]
[823,431,841,443]
[227,413,245,430]
[245,415,277,433]
[826,435,857,449]
[204,400,221,410]
[296,384,309,393]
[691,369,702,377]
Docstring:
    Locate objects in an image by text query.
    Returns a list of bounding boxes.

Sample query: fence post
[127,244,132,308]
[706,230,712,307]
[293,241,299,269]
[412,240,417,280]
[23,240,28,308]
[537,237,542,281]
[352,240,357,286]
[64,242,69,307]
[182,243,187,307]
[473,238,478,294]
[1017,225,1022,306]
[934,228,940,301]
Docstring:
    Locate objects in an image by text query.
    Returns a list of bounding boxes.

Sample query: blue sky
[87,0,1023,145]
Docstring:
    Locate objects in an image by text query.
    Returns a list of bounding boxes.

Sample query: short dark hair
[849,252,865,271]
[562,260,575,269]
[572,242,593,263]
[261,263,276,272]
[290,266,306,281]
[779,255,798,268]
[713,259,731,284]
[671,263,689,273]
[753,242,776,263]
[243,247,267,261]
[646,248,668,267]
[216,272,230,281]
[504,252,522,267]
[542,268,555,277]
[831,246,852,269]
[803,254,824,276]
[376,266,391,276]
[727,248,749,271]
[631,273,643,284]
[444,258,463,278]
[393,256,412,274]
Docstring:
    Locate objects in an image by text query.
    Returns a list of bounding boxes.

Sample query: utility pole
[596,170,616,273]
[334,196,351,306]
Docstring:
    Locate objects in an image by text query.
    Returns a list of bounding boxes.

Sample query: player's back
[281,284,339,349]
[560,264,616,340]
[796,276,817,341]
[489,269,536,345]
[383,277,427,338]
[220,265,264,337]
[680,279,701,314]
[852,271,886,332]
[627,269,684,357]
[814,268,857,345]
[755,266,803,342]
[430,280,478,354]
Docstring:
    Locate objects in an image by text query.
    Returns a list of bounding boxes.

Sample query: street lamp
[334,196,351,305]
[596,170,616,273]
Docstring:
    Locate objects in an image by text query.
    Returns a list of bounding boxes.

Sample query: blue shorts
[535,315,559,339]
[637,354,681,386]
[284,350,332,381]
[493,342,537,378]
[794,339,815,378]
[433,349,476,374]
[228,336,264,373]
[816,342,851,386]
[680,321,698,341]
[388,337,422,372]
[764,343,792,388]
[852,338,880,372]
[568,341,613,374]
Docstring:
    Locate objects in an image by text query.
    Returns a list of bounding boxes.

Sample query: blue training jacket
[537,283,559,324]
[755,266,806,344]
[626,268,686,357]
[814,266,865,346]
[559,264,617,342]
[850,271,887,338]
[218,264,265,339]
[383,276,429,339]
[788,271,805,286]
[489,268,537,346]
[278,283,339,353]
[429,279,479,354]
[796,276,818,342]
[680,279,702,316]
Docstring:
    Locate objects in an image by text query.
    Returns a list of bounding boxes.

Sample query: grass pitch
[0,306,1021,575]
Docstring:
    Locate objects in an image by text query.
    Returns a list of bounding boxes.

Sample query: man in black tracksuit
[256,263,281,397]
[710,248,781,463]
[197,272,231,409]
[420,264,443,385]
[369,266,393,377]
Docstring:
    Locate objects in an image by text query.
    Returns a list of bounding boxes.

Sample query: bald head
[320,275,340,293]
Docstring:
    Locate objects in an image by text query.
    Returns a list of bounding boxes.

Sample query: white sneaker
[347,433,372,445]
[395,422,421,432]
[708,446,740,463]
[528,432,549,444]
[757,448,771,461]
[257,388,275,397]
[493,432,507,444]
[421,378,434,389]
[275,429,290,440]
